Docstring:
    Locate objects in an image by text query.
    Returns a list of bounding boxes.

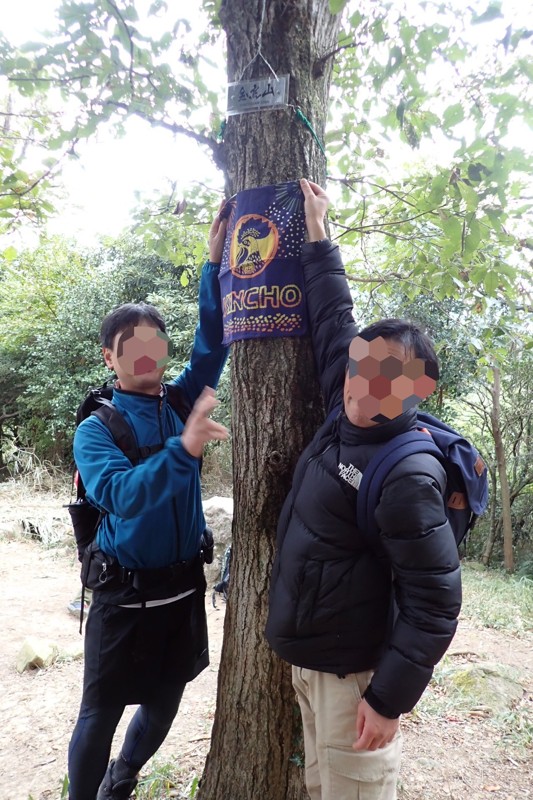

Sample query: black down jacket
[265,240,462,720]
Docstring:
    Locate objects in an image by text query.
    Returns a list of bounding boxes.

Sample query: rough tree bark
[197,2,342,799]
[490,366,514,573]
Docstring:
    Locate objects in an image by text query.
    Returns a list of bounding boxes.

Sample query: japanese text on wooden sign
[227,75,290,116]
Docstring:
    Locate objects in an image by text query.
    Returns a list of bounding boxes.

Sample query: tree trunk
[481,467,499,566]
[490,366,514,573]
[0,422,6,482]
[198,3,341,799]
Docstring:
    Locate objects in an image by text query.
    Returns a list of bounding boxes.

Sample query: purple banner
[218,181,308,344]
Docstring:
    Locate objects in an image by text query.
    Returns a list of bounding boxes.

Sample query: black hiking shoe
[96,758,138,800]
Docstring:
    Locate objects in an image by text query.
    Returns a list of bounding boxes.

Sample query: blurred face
[103,325,172,394]
[344,335,437,427]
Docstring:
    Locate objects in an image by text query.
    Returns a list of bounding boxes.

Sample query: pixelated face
[345,335,437,426]
[115,326,172,376]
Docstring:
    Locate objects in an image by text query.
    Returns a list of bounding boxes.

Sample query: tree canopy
[1,0,531,313]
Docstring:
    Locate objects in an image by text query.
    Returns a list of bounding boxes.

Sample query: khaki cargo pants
[292,667,402,800]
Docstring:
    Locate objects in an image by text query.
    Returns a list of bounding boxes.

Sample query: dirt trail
[0,538,225,800]
[0,484,531,800]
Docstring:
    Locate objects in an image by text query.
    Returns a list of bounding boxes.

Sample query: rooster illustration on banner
[219,181,308,344]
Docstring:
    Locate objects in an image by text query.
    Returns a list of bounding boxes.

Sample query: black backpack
[212,545,232,607]
[66,380,191,561]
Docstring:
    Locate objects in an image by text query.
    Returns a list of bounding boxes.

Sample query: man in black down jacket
[265,180,462,800]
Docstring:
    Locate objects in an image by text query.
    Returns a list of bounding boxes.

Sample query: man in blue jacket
[265,180,462,800]
[68,210,229,800]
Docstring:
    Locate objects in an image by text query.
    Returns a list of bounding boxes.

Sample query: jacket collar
[111,384,164,416]
[338,406,418,445]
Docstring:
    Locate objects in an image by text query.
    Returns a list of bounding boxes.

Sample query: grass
[410,659,533,755]
[497,704,533,751]
[2,450,69,493]
[28,773,69,800]
[460,561,533,635]
[136,758,200,799]
[406,561,533,755]
[0,475,77,551]
[39,763,201,800]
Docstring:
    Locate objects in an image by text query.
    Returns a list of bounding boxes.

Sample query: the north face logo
[338,462,363,490]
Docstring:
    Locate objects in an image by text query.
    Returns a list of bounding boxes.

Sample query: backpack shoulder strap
[357,431,443,540]
[76,383,114,426]
[165,383,192,424]
[91,404,163,464]
[86,384,192,465]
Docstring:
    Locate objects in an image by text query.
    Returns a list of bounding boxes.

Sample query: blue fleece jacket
[73,261,228,569]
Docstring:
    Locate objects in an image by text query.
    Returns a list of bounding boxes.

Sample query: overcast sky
[2,0,530,245]
[2,0,221,244]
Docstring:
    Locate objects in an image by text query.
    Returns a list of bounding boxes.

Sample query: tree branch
[105,0,136,93]
[313,42,358,77]
[8,74,96,85]
[0,138,78,202]
[0,410,19,423]
[328,174,419,209]
[99,100,226,168]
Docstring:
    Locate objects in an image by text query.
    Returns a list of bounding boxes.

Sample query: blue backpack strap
[357,432,443,540]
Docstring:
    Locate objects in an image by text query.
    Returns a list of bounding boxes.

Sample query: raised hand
[209,202,229,264]
[300,178,329,242]
[181,387,229,459]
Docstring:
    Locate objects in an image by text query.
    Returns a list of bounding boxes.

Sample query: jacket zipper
[159,396,182,562]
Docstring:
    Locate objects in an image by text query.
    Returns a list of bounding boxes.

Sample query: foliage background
[0,0,532,571]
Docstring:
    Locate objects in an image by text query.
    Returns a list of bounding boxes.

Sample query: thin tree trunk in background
[481,468,499,566]
[491,366,514,573]
[0,423,5,481]
[197,2,342,798]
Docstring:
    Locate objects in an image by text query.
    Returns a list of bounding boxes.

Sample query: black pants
[68,679,185,800]
[68,589,208,800]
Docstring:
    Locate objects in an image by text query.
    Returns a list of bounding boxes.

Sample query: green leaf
[471,3,504,24]
[443,103,464,128]
[445,43,467,63]
[416,30,435,59]
[463,219,481,256]
[385,46,403,77]
[518,57,533,82]
[427,175,449,206]
[114,23,133,53]
[458,181,479,212]
[2,246,18,261]
[329,0,349,13]
[370,19,386,44]
[483,271,500,295]
[349,11,363,28]
[484,207,505,232]
[14,56,33,69]
[439,214,463,249]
